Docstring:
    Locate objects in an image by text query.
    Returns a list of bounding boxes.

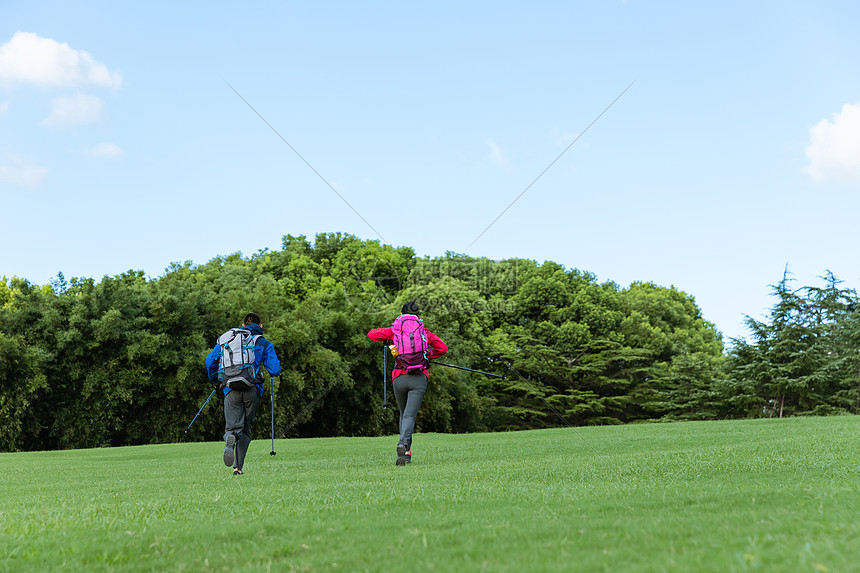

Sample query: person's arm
[262,340,282,377]
[367,327,393,342]
[426,331,448,359]
[205,345,222,382]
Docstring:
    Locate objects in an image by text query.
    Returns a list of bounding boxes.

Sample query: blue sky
[2,1,860,342]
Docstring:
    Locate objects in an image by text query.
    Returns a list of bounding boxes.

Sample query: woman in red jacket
[367,301,448,465]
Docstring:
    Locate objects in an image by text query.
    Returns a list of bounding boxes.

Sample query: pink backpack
[391,314,430,373]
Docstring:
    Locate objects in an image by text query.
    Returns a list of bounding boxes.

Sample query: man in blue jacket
[205,312,282,475]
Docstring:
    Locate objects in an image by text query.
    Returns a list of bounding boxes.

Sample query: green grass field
[2,417,858,572]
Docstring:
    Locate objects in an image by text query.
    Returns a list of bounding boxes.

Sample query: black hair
[243,312,262,326]
[401,300,420,316]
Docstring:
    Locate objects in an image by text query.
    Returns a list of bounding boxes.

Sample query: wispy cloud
[804,102,860,183]
[41,94,104,127]
[550,127,578,146]
[0,153,48,188]
[487,138,506,166]
[88,142,124,158]
[0,31,121,89]
[0,101,8,115]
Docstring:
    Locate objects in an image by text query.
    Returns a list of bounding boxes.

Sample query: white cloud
[0,101,8,115]
[41,93,104,127]
[0,31,121,89]
[0,153,48,188]
[804,103,860,183]
[550,127,580,147]
[487,139,505,165]
[89,142,124,158]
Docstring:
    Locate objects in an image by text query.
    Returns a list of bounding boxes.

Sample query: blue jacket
[205,323,282,398]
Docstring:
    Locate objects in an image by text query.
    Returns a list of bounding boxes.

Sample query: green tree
[724,270,859,418]
[619,282,724,420]
[0,331,49,451]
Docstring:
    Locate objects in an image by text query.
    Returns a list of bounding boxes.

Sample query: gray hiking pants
[393,373,427,450]
[224,387,260,471]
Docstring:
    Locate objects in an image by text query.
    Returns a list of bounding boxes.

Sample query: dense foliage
[721,271,860,419]
[1,233,855,452]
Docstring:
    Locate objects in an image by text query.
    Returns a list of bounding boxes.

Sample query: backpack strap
[250,335,263,378]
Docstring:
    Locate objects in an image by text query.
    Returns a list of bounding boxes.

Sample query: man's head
[401,300,420,316]
[243,312,262,327]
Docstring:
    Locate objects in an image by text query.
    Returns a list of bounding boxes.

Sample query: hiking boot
[233,468,243,476]
[405,450,412,463]
[223,434,236,467]
[396,444,408,466]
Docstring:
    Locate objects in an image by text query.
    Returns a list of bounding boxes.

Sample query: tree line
[1,233,857,451]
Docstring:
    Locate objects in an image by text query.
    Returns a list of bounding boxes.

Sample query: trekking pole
[430,361,507,379]
[382,344,388,409]
[270,376,277,456]
[185,388,218,434]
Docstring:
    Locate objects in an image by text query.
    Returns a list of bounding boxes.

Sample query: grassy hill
[3,417,859,572]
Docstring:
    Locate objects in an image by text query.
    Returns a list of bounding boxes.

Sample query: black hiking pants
[224,387,260,471]
[392,373,427,450]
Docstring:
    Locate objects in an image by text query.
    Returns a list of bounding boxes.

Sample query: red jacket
[367,326,448,379]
